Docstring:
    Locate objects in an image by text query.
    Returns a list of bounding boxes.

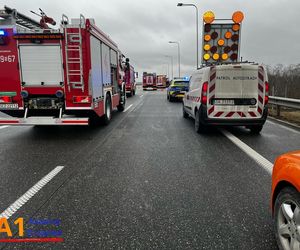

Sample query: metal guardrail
[269,96,300,116]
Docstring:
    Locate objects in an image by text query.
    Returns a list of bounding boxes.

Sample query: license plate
[214,99,234,105]
[0,103,19,109]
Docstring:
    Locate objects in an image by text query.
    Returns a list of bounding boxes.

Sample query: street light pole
[169,41,181,77]
[177,3,199,69]
[164,55,173,80]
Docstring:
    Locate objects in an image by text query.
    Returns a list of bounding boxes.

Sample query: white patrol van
[182,63,269,134]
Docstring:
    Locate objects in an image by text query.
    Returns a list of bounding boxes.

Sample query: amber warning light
[201,11,244,64]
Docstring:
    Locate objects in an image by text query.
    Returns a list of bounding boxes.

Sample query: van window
[190,74,202,90]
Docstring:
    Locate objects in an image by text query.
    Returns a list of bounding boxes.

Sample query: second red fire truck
[124,58,136,97]
[0,6,128,126]
[156,75,167,88]
[143,72,157,91]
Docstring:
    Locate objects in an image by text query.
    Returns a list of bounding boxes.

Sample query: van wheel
[195,110,206,134]
[183,105,189,119]
[249,125,263,134]
[102,94,112,125]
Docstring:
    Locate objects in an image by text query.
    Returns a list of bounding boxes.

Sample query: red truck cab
[124,59,136,97]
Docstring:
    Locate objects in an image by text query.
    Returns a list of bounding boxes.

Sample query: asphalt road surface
[1,87,300,249]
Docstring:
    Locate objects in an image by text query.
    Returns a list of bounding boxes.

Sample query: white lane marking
[221,129,273,174]
[0,166,64,219]
[0,126,9,130]
[267,120,300,135]
[124,104,133,112]
[140,95,144,98]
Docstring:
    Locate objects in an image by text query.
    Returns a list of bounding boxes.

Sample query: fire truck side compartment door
[90,36,103,99]
[101,43,111,86]
[19,45,63,86]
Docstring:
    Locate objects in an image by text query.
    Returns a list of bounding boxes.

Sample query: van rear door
[207,64,266,119]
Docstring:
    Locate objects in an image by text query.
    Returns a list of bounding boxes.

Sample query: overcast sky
[2,0,300,78]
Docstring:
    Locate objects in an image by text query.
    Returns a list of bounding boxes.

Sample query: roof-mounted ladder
[0,5,42,29]
[62,14,86,92]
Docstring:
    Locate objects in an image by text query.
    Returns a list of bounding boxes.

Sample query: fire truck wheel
[117,102,125,112]
[195,110,207,134]
[183,105,189,119]
[249,125,263,134]
[117,92,125,112]
[102,95,112,125]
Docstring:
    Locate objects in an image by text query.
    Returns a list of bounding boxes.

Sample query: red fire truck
[156,75,167,88]
[124,58,136,97]
[0,6,126,126]
[143,72,157,91]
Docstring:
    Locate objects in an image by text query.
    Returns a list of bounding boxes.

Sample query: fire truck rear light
[0,96,12,103]
[73,96,92,104]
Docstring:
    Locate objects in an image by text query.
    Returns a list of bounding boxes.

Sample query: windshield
[173,81,189,86]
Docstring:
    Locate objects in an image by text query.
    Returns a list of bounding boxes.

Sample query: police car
[167,77,189,102]
[182,63,269,134]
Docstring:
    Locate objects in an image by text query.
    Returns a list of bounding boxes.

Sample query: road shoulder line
[0,166,64,219]
[221,129,273,174]
[124,104,133,112]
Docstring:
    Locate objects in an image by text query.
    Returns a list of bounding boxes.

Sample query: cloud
[2,0,300,78]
